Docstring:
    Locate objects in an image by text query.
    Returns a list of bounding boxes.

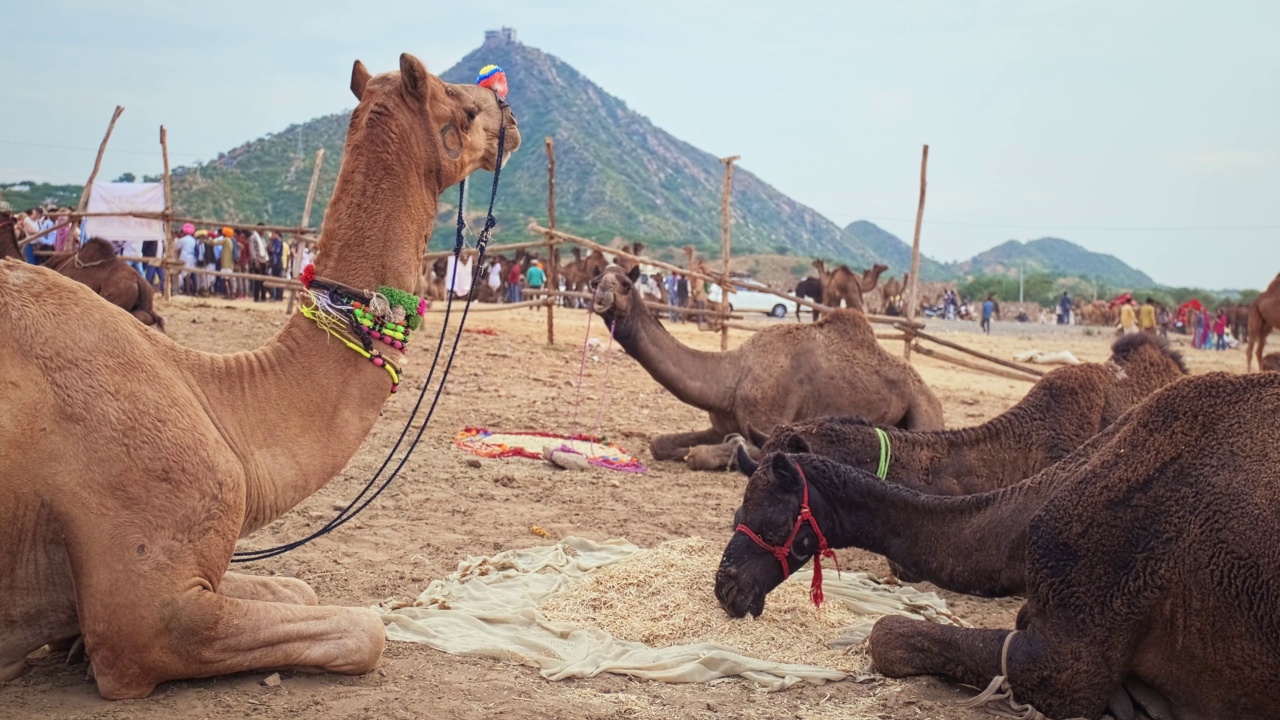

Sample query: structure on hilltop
[484,27,519,46]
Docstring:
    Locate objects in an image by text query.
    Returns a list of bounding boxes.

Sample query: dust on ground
[3,297,1244,720]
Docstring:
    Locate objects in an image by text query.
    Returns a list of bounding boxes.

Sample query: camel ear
[769,453,803,491]
[735,444,758,477]
[746,424,769,448]
[784,434,812,454]
[351,60,371,101]
[627,264,642,283]
[399,53,430,104]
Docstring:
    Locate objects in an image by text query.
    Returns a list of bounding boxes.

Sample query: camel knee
[649,437,686,461]
[332,608,386,675]
[868,616,930,677]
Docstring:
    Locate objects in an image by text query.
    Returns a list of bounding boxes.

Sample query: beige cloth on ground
[376,537,964,691]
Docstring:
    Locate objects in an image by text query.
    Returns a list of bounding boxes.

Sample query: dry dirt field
[3,297,1247,720]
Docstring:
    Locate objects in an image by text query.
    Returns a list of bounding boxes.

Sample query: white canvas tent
[81,182,166,257]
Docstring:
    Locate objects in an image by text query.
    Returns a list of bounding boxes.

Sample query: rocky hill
[170,32,878,265]
[955,236,1155,287]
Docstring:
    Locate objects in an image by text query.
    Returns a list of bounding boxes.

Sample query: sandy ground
[3,297,1246,720]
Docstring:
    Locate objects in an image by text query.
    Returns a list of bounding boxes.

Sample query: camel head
[347,53,521,189]
[588,264,643,327]
[717,452,834,618]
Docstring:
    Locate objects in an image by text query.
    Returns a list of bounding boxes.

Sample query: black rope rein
[232,118,508,563]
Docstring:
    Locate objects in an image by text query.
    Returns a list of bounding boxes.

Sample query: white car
[720,278,790,318]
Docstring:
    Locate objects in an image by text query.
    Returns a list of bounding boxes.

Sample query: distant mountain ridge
[955,236,1155,287]
[3,32,1160,290]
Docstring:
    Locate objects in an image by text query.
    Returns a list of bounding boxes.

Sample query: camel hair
[0,54,520,699]
[0,217,161,330]
[717,372,1280,720]
[737,332,1188,496]
[587,265,943,469]
[812,259,887,313]
[1247,271,1280,371]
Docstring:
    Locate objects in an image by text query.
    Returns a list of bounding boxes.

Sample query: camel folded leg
[218,572,319,605]
[80,587,384,699]
[650,428,727,461]
[868,616,1126,719]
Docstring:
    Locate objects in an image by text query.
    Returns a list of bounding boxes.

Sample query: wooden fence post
[903,144,929,360]
[76,106,125,213]
[160,125,173,300]
[286,148,325,315]
[546,136,556,346]
[719,155,740,351]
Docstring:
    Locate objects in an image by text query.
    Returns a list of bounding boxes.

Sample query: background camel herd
[5,55,1280,720]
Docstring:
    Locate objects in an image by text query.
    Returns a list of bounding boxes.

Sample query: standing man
[1119,299,1138,335]
[980,293,999,334]
[506,260,523,303]
[268,231,285,301]
[666,272,680,321]
[175,223,199,294]
[1057,292,1072,325]
[1139,297,1158,335]
[249,224,270,302]
[675,272,690,323]
[525,259,545,309]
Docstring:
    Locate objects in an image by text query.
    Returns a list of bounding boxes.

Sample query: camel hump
[1109,332,1188,375]
[76,238,118,264]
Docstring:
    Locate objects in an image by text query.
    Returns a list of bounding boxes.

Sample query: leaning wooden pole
[287,148,325,315]
[545,137,557,346]
[719,155,740,351]
[903,144,929,360]
[76,105,125,213]
[160,125,173,300]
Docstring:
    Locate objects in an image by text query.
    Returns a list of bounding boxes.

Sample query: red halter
[734,460,840,607]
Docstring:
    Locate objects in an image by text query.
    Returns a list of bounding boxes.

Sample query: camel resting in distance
[0,53,519,698]
[588,265,944,469]
[718,372,1280,720]
[812,259,888,313]
[42,238,166,331]
[1247,272,1280,371]
[0,217,163,330]
[738,332,1188,499]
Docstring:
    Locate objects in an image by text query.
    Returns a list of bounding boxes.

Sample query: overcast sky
[5,1,1277,289]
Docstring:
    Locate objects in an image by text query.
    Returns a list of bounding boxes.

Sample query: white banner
[82,182,166,257]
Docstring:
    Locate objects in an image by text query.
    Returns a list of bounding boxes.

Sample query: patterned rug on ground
[454,427,647,473]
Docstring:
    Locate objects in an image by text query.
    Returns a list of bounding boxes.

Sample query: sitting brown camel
[738,333,1187,496]
[41,238,166,331]
[718,372,1280,719]
[1247,272,1280,371]
[589,265,943,469]
[812,260,888,312]
[0,53,519,699]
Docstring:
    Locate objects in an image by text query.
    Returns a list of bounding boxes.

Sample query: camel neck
[197,151,448,536]
[801,455,1051,597]
[610,304,738,413]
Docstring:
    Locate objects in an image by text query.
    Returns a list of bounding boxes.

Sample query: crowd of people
[169,223,304,302]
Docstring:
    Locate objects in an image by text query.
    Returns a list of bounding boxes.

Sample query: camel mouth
[715,575,766,619]
[591,290,615,315]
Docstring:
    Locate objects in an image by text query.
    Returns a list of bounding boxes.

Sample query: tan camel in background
[1247,273,1280,371]
[880,272,908,314]
[812,259,888,312]
[589,265,943,469]
[0,53,520,698]
[42,238,166,330]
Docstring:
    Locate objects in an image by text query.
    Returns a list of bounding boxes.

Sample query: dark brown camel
[589,265,943,469]
[0,211,22,261]
[794,276,823,320]
[40,239,165,331]
[718,372,1280,719]
[1247,273,1280,371]
[738,333,1188,495]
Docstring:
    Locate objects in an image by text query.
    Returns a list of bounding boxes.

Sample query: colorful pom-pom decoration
[300,264,316,289]
[476,64,508,101]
